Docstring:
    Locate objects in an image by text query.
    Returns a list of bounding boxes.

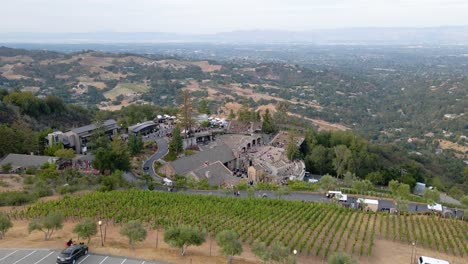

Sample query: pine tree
[169,127,183,155]
[179,91,194,138]
[262,109,276,134]
[128,134,144,155]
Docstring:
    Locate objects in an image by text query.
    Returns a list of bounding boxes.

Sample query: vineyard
[11,190,468,259]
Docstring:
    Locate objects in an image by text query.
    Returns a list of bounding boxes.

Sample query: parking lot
[0,248,166,264]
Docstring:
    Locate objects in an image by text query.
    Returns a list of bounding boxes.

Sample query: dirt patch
[182,80,233,101]
[154,59,187,70]
[0,55,34,63]
[84,81,107,89]
[153,59,221,73]
[74,54,113,68]
[39,57,78,65]
[88,66,128,80]
[97,100,132,111]
[20,86,40,93]
[182,80,201,91]
[365,239,464,264]
[0,221,258,264]
[256,104,277,114]
[55,74,70,79]
[288,113,349,131]
[226,83,279,102]
[215,102,244,118]
[1,63,31,80]
[224,83,322,110]
[0,174,23,192]
[438,139,467,158]
[76,76,94,82]
[0,219,465,264]
[190,61,222,72]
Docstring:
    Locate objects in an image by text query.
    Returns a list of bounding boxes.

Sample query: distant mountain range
[1,26,468,45]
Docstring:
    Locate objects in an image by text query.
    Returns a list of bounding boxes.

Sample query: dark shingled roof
[128,121,156,133]
[170,145,235,175]
[71,119,118,135]
[191,161,239,186]
[0,154,59,168]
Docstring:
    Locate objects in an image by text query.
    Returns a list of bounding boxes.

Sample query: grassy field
[13,190,467,260]
[103,82,149,100]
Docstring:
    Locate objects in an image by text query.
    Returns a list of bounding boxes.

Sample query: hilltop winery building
[46,119,120,154]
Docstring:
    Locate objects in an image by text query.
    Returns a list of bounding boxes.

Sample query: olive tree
[216,230,243,264]
[269,241,291,263]
[320,174,337,192]
[120,220,147,250]
[388,180,410,199]
[0,213,13,239]
[28,211,64,240]
[351,179,373,194]
[461,195,468,207]
[274,186,291,199]
[252,241,294,264]
[164,226,205,256]
[423,188,440,205]
[252,241,271,263]
[73,218,97,244]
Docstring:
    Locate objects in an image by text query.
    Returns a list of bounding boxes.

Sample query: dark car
[56,244,88,264]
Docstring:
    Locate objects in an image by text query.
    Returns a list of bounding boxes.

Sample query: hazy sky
[2,0,468,33]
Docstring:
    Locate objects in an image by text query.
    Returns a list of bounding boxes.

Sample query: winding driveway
[143,137,168,181]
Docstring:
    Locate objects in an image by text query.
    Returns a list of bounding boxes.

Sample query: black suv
[56,244,88,264]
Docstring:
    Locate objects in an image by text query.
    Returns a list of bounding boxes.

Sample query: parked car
[57,244,88,264]
[380,207,391,212]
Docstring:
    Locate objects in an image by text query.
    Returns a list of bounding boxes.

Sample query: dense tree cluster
[301,129,443,189]
[237,104,261,122]
[92,134,130,174]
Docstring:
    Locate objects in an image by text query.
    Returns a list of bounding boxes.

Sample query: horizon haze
[2,0,468,34]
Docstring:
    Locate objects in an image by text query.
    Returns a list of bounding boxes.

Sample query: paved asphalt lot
[0,248,166,264]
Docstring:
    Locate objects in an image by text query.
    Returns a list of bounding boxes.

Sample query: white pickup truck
[326,191,347,202]
[418,256,450,264]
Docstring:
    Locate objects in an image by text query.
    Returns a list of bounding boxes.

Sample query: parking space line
[99,256,109,264]
[12,250,36,264]
[121,258,127,264]
[142,261,145,264]
[0,250,18,261]
[33,251,54,264]
[78,255,90,264]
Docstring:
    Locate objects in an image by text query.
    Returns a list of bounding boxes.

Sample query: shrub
[0,213,13,239]
[328,252,358,264]
[0,191,36,206]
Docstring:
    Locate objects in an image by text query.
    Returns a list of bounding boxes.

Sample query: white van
[418,256,450,264]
